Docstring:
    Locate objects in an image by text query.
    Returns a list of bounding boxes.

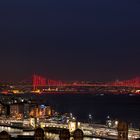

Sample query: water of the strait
[36,93,140,128]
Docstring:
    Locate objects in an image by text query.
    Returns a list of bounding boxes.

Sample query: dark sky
[0,0,140,82]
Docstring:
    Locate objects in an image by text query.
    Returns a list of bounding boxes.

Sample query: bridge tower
[33,74,47,91]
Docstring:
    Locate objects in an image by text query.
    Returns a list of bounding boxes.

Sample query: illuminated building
[68,119,77,133]
[10,103,24,118]
[10,102,30,119]
[30,105,54,118]
[30,118,37,128]
[45,106,54,117]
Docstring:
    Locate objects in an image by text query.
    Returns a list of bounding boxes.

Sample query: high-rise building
[10,103,24,118]
[0,102,9,117]
[10,102,31,119]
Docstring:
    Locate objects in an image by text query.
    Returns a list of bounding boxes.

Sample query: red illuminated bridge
[32,75,140,89]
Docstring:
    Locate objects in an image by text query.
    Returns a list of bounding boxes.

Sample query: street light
[106,116,112,128]
[88,114,93,125]
[70,113,73,119]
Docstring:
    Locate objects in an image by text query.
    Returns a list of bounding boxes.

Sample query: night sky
[0,0,140,82]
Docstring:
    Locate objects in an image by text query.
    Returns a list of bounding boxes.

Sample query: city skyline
[0,1,139,139]
[0,0,140,81]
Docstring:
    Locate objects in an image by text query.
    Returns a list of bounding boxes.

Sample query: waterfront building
[68,119,77,133]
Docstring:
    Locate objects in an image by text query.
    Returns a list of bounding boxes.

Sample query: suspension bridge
[1,74,140,94]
